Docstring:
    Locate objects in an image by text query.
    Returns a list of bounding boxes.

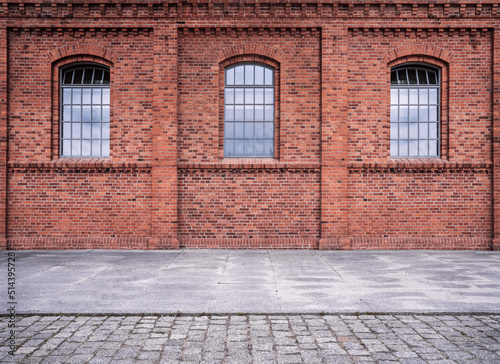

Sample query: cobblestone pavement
[1,314,500,363]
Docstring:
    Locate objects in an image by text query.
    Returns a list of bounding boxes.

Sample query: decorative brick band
[180,238,318,249]
[12,28,150,40]
[347,160,492,174]
[178,161,321,173]
[320,237,492,250]
[8,160,152,173]
[7,237,179,250]
[182,27,319,39]
[352,28,490,40]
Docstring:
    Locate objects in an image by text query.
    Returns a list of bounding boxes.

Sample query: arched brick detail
[46,44,118,64]
[383,45,453,65]
[214,44,285,64]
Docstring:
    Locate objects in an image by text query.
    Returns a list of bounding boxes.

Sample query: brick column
[149,23,179,249]
[0,25,7,250]
[493,27,500,251]
[319,24,350,250]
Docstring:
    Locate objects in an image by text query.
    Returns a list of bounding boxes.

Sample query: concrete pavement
[2,249,499,314]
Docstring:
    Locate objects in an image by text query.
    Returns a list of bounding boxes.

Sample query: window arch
[390,65,440,158]
[60,64,110,158]
[224,63,275,157]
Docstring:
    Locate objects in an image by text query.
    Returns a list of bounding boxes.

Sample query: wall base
[7,237,179,250]
[180,238,318,249]
[320,237,492,250]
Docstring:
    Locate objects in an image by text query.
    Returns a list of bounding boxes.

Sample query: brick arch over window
[214,44,285,64]
[46,44,118,64]
[382,45,454,65]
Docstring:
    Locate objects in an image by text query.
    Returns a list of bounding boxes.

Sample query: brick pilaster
[0,25,7,250]
[493,27,500,251]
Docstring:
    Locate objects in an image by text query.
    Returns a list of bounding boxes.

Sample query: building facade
[1,0,499,250]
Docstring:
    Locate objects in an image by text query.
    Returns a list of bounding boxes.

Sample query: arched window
[61,65,110,157]
[390,65,440,158]
[224,63,274,157]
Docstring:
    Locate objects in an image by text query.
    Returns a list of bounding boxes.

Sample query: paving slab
[1,249,499,314]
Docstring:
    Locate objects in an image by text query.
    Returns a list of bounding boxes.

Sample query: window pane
[92,123,101,139]
[255,105,264,121]
[265,68,273,85]
[92,140,101,156]
[419,89,428,104]
[93,69,103,85]
[397,69,407,84]
[265,105,273,121]
[264,140,274,156]
[63,89,72,104]
[419,123,428,139]
[390,123,398,139]
[62,123,71,139]
[72,89,81,104]
[244,123,254,138]
[235,122,244,138]
[408,69,418,84]
[409,123,418,139]
[63,140,71,156]
[390,106,398,122]
[72,140,81,156]
[419,140,429,156]
[235,105,244,121]
[245,89,254,104]
[102,106,110,122]
[102,89,110,104]
[390,89,398,104]
[235,89,244,104]
[429,123,438,139]
[102,140,109,156]
[225,122,234,138]
[429,140,438,156]
[417,70,428,85]
[224,140,234,156]
[226,68,234,85]
[245,140,254,155]
[429,89,438,104]
[255,123,264,138]
[83,69,93,84]
[400,106,408,122]
[72,106,81,122]
[255,89,264,104]
[429,106,438,121]
[400,89,408,104]
[235,66,244,85]
[245,65,254,85]
[92,89,101,104]
[264,123,273,139]
[255,66,264,85]
[409,89,418,104]
[82,123,91,139]
[399,123,408,139]
[265,89,273,104]
[63,106,71,121]
[420,106,428,122]
[391,71,397,85]
[103,70,110,85]
[225,89,234,104]
[72,123,81,139]
[390,141,398,157]
[255,140,264,155]
[73,69,83,84]
[225,106,234,121]
[82,140,91,156]
[409,106,418,122]
[428,71,437,85]
[409,140,418,156]
[63,70,73,85]
[399,140,408,156]
[82,106,91,122]
[102,123,110,139]
[92,106,101,122]
[235,140,244,155]
[245,105,254,121]
[82,89,92,104]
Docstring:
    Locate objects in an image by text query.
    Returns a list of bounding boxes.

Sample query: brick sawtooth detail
[8,160,152,173]
[348,160,491,173]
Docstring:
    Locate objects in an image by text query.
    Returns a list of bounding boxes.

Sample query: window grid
[60,66,110,158]
[224,64,275,157]
[390,66,440,158]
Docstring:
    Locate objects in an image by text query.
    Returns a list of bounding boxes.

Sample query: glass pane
[409,140,418,156]
[265,68,273,85]
[72,140,81,156]
[244,123,254,138]
[245,89,254,104]
[225,106,234,121]
[417,70,428,85]
[265,89,273,104]
[265,105,273,121]
[400,106,408,122]
[409,123,418,139]
[235,140,244,155]
[399,123,408,139]
[72,123,81,139]
[93,69,103,84]
[82,106,91,122]
[390,106,398,122]
[63,70,73,85]
[92,89,101,104]
[62,123,71,139]
[82,140,91,156]
[255,140,264,155]
[419,140,429,156]
[82,123,91,139]
[419,89,428,104]
[391,71,397,85]
[102,123,109,139]
[62,140,71,156]
[235,105,244,121]
[428,71,437,85]
[400,89,408,104]
[397,69,407,85]
[83,69,93,84]
[82,89,92,104]
[409,89,418,104]
[92,106,101,122]
[264,140,274,156]
[390,123,398,139]
[390,140,398,156]
[399,140,408,156]
[92,140,101,156]
[245,65,254,85]
[235,123,244,138]
[235,89,244,104]
[245,140,254,155]
[235,66,244,85]
[92,123,101,139]
[420,106,428,122]
[102,106,110,122]
[225,122,234,138]
[225,89,234,104]
[245,105,254,121]
[102,89,110,104]
[102,140,109,156]
[73,69,83,85]
[429,89,438,104]
[409,106,418,122]
[72,89,81,104]
[255,105,264,121]
[255,89,264,104]
[63,89,72,104]
[264,123,273,139]
[224,140,234,156]
[72,106,81,122]
[419,123,428,139]
[407,69,418,84]
[226,68,234,85]
[103,70,110,85]
[429,140,438,156]
[429,123,438,139]
[390,89,398,104]
[429,106,438,121]
[255,66,264,85]
[255,123,264,138]
[63,106,71,121]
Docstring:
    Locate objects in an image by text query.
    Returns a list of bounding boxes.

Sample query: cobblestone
[1,314,500,363]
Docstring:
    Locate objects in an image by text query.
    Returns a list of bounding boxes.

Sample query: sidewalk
[2,249,500,314]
